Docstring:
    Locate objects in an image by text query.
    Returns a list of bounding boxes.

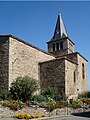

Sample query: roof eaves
[47,37,75,45]
[76,52,88,62]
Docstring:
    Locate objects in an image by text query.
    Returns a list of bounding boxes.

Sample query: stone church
[0,12,88,98]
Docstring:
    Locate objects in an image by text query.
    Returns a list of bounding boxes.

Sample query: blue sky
[0,1,90,90]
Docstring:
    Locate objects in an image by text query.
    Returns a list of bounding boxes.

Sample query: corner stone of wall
[0,37,9,91]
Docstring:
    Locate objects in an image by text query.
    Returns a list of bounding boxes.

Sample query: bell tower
[47,12,75,57]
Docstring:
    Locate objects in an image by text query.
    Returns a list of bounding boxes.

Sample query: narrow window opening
[74,71,76,83]
[60,42,63,49]
[56,43,59,51]
[53,43,55,51]
[82,63,85,79]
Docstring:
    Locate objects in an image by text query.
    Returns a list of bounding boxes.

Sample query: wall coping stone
[39,56,78,65]
[56,52,88,62]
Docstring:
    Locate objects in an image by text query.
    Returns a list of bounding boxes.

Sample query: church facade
[0,12,88,97]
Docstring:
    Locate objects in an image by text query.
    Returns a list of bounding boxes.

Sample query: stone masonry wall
[50,49,68,57]
[48,39,68,57]
[39,59,65,95]
[8,37,55,88]
[65,53,77,63]
[65,59,78,96]
[65,53,88,97]
[77,54,88,94]
[0,36,9,91]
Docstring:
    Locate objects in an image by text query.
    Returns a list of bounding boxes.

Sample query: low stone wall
[50,107,89,116]
[0,104,90,118]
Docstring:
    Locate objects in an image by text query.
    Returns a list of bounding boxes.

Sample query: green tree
[10,76,38,101]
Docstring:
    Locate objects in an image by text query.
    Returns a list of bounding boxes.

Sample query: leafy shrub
[32,95,47,103]
[71,99,83,109]
[87,91,90,98]
[2,100,24,111]
[10,76,38,101]
[60,101,68,108]
[45,97,56,112]
[0,89,10,100]
[1,100,11,107]
[55,102,62,109]
[42,86,58,100]
[17,100,24,109]
[25,101,32,106]
[78,91,90,99]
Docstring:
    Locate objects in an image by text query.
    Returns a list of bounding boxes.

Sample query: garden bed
[0,101,90,119]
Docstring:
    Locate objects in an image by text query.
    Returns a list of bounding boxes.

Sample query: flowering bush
[55,102,62,109]
[15,113,42,119]
[2,100,24,111]
[82,100,90,104]
[15,113,31,119]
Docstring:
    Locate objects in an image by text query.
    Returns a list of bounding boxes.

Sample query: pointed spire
[52,11,68,40]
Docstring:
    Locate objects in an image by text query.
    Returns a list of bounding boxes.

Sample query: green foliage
[2,100,10,106]
[10,76,38,101]
[46,97,56,112]
[70,99,83,109]
[17,100,24,109]
[25,101,32,106]
[32,95,47,103]
[87,91,90,98]
[42,86,58,100]
[0,89,10,100]
[78,91,90,99]
[2,100,24,111]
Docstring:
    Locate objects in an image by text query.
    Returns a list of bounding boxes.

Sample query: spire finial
[58,8,60,15]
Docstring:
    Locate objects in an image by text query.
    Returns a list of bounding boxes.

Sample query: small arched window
[82,63,85,79]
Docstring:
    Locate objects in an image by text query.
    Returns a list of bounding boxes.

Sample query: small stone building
[0,12,88,98]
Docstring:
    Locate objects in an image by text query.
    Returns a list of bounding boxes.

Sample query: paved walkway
[0,111,90,120]
[0,115,90,120]
[50,115,90,120]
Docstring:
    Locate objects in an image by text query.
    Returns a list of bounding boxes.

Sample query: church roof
[51,12,68,41]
